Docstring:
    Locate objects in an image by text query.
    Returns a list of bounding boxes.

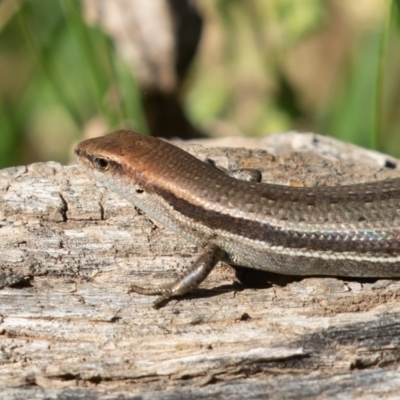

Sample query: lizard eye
[93,157,109,171]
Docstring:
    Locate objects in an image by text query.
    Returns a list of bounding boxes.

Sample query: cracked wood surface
[1,133,400,399]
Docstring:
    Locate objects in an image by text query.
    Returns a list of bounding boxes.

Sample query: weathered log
[1,133,400,398]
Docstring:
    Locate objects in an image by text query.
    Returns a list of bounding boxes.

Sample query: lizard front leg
[129,243,225,308]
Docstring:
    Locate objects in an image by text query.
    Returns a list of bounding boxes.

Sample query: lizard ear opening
[93,157,109,171]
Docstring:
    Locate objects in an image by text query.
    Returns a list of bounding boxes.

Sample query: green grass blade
[373,0,394,150]
[17,2,83,127]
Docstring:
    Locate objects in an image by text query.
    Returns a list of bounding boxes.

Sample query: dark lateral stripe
[153,185,400,254]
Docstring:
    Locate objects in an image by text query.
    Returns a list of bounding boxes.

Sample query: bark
[1,133,400,399]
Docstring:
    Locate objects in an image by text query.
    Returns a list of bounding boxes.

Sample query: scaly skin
[75,130,400,307]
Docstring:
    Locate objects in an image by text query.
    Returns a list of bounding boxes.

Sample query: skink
[75,130,400,308]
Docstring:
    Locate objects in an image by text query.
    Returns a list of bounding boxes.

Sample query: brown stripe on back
[153,185,400,254]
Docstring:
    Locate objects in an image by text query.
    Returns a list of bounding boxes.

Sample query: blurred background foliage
[0,0,400,169]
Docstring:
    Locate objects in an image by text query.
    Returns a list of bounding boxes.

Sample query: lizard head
[74,130,161,188]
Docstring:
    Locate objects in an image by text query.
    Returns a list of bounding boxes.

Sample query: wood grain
[1,133,400,399]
